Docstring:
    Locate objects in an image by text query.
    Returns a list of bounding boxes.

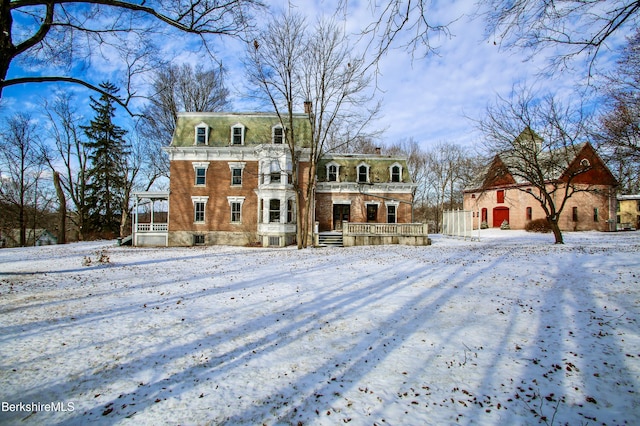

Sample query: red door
[493,207,510,228]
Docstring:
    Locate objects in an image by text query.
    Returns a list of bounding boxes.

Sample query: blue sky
[0,0,632,153]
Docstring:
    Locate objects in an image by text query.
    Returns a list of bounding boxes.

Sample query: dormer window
[326,161,340,182]
[195,123,209,145]
[390,163,402,182]
[357,162,370,183]
[231,123,245,145]
[273,124,284,144]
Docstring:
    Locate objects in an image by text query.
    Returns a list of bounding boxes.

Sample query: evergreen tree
[83,82,129,237]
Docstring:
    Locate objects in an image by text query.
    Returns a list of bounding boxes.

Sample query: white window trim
[389,162,403,182]
[194,122,209,145]
[326,161,340,182]
[228,162,246,186]
[191,196,209,223]
[272,124,284,144]
[357,162,370,183]
[386,201,399,223]
[227,196,246,224]
[192,162,210,186]
[231,123,245,145]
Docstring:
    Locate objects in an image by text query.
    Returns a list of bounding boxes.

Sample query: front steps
[318,232,343,247]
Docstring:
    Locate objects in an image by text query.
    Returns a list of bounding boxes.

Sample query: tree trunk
[549,219,564,244]
[53,172,67,244]
[0,0,14,98]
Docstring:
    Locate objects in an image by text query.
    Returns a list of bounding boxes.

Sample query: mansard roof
[171,112,312,148]
[317,153,413,183]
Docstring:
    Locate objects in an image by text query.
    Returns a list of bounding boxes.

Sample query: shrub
[525,218,552,233]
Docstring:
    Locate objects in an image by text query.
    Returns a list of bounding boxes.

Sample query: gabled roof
[466,129,617,191]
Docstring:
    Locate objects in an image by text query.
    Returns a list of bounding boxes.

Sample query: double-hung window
[195,123,209,145]
[270,160,281,183]
[231,124,244,145]
[231,168,242,185]
[192,196,209,224]
[195,168,206,185]
[357,163,369,183]
[328,165,338,182]
[287,199,294,223]
[269,199,281,223]
[194,202,205,223]
[227,197,245,224]
[231,202,241,223]
[193,162,209,186]
[228,162,246,187]
[390,164,402,182]
[387,205,397,223]
[273,125,284,144]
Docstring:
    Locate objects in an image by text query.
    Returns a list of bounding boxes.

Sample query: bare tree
[477,88,605,244]
[1,0,265,107]
[42,93,91,240]
[481,0,640,74]
[246,12,377,248]
[300,17,379,247]
[138,62,230,177]
[421,141,469,231]
[595,28,640,193]
[245,11,307,247]
[0,113,46,246]
[335,0,452,60]
[386,137,428,204]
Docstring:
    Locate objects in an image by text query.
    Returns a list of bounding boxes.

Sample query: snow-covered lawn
[1,230,639,425]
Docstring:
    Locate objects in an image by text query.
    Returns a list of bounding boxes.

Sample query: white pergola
[132,191,170,247]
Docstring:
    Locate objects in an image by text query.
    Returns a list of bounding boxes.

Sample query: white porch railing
[136,223,168,232]
[343,222,428,236]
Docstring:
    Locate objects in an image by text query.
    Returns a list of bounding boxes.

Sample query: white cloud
[0,0,633,154]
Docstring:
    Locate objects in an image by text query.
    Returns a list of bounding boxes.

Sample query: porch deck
[320,222,430,247]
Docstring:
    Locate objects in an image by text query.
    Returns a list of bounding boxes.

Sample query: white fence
[343,222,428,236]
[442,209,479,240]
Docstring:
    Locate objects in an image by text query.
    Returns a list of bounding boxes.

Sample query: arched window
[326,162,340,182]
[357,163,370,183]
[389,163,402,182]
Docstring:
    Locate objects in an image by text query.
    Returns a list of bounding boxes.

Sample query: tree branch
[1,76,139,115]
[13,1,54,56]
[10,0,259,35]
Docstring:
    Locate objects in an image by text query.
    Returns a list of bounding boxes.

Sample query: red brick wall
[463,183,615,231]
[169,160,259,233]
[315,192,413,231]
